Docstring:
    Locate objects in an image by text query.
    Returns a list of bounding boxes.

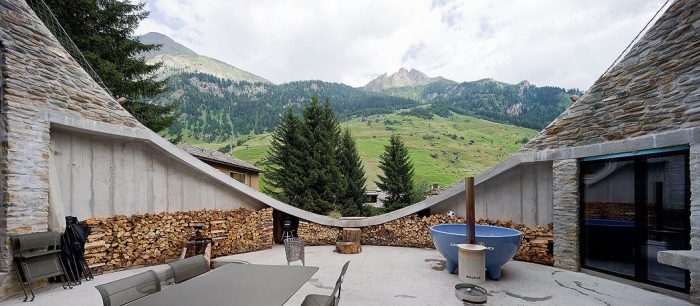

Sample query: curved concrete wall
[50,128,266,220]
[430,162,553,227]
[48,112,347,227]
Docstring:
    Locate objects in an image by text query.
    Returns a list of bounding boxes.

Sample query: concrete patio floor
[0,245,691,306]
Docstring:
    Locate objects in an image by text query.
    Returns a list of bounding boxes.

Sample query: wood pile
[335,228,361,254]
[473,219,553,265]
[297,221,341,245]
[82,208,273,274]
[299,214,554,266]
[361,214,466,248]
[512,224,554,265]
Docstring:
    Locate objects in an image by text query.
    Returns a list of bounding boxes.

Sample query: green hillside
[161,73,418,141]
[216,112,538,190]
[139,33,561,190]
[379,79,580,130]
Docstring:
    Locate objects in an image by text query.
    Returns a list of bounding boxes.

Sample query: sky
[136,0,667,90]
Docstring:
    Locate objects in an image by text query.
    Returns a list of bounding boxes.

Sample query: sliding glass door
[580,149,690,292]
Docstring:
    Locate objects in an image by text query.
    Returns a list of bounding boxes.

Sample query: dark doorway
[580,148,690,293]
[272,209,298,244]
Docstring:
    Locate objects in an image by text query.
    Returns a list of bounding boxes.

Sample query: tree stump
[342,228,361,244]
[335,241,361,254]
[335,228,362,254]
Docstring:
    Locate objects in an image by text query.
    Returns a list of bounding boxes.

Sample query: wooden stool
[335,228,362,254]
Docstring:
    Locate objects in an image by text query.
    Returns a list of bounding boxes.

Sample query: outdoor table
[127,264,319,306]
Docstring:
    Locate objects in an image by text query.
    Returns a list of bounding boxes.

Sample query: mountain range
[363,68,453,91]
[140,32,270,83]
[140,32,580,142]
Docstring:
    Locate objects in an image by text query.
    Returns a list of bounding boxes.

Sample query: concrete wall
[50,128,265,220]
[430,162,553,227]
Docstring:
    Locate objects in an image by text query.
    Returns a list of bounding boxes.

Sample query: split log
[335,241,361,254]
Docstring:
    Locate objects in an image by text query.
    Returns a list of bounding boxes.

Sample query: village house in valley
[177,143,262,190]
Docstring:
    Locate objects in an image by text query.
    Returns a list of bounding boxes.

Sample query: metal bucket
[455,283,488,304]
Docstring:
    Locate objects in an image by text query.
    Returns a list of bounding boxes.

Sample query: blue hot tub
[430,224,522,280]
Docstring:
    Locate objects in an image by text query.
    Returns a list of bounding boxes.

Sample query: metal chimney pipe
[465,177,475,244]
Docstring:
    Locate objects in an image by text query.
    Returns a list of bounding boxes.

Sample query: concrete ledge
[657,250,700,271]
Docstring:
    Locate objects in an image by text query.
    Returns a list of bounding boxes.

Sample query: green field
[217,112,538,190]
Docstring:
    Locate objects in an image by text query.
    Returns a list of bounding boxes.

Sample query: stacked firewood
[473,219,553,265]
[297,221,342,245]
[361,214,466,248]
[512,224,554,265]
[299,214,555,266]
[82,208,273,274]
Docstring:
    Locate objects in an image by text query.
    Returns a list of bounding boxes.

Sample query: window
[230,171,249,186]
[580,149,690,293]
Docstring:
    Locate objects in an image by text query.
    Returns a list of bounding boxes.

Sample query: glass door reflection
[581,150,690,293]
[582,159,636,277]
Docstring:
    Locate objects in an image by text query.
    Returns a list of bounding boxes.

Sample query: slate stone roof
[523,0,700,151]
[0,0,142,128]
[178,143,262,173]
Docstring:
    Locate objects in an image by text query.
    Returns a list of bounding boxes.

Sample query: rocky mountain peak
[137,32,270,83]
[139,32,198,59]
[363,68,438,91]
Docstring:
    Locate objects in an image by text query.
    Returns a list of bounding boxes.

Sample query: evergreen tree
[263,97,369,216]
[376,134,416,210]
[337,128,367,216]
[120,100,179,134]
[298,96,345,214]
[262,107,306,206]
[42,0,178,133]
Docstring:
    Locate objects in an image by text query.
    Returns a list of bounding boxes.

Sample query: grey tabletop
[127,264,319,306]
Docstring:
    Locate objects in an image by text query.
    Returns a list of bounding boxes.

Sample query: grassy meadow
[201,112,538,190]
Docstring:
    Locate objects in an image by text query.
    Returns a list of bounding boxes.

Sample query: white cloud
[137,0,666,89]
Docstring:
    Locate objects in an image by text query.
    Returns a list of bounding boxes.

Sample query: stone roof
[0,0,143,128]
[522,0,700,151]
[177,143,262,173]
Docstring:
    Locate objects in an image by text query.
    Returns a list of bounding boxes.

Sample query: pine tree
[42,0,179,133]
[376,134,416,210]
[263,97,367,215]
[337,128,367,216]
[298,96,345,214]
[321,98,347,206]
[263,107,306,206]
[120,100,179,134]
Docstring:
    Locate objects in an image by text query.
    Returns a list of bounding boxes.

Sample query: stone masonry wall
[298,214,555,266]
[689,144,700,301]
[81,208,273,273]
[522,0,700,151]
[0,0,145,275]
[552,159,580,271]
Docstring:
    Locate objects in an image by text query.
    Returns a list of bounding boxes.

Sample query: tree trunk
[342,228,361,243]
[335,241,361,254]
